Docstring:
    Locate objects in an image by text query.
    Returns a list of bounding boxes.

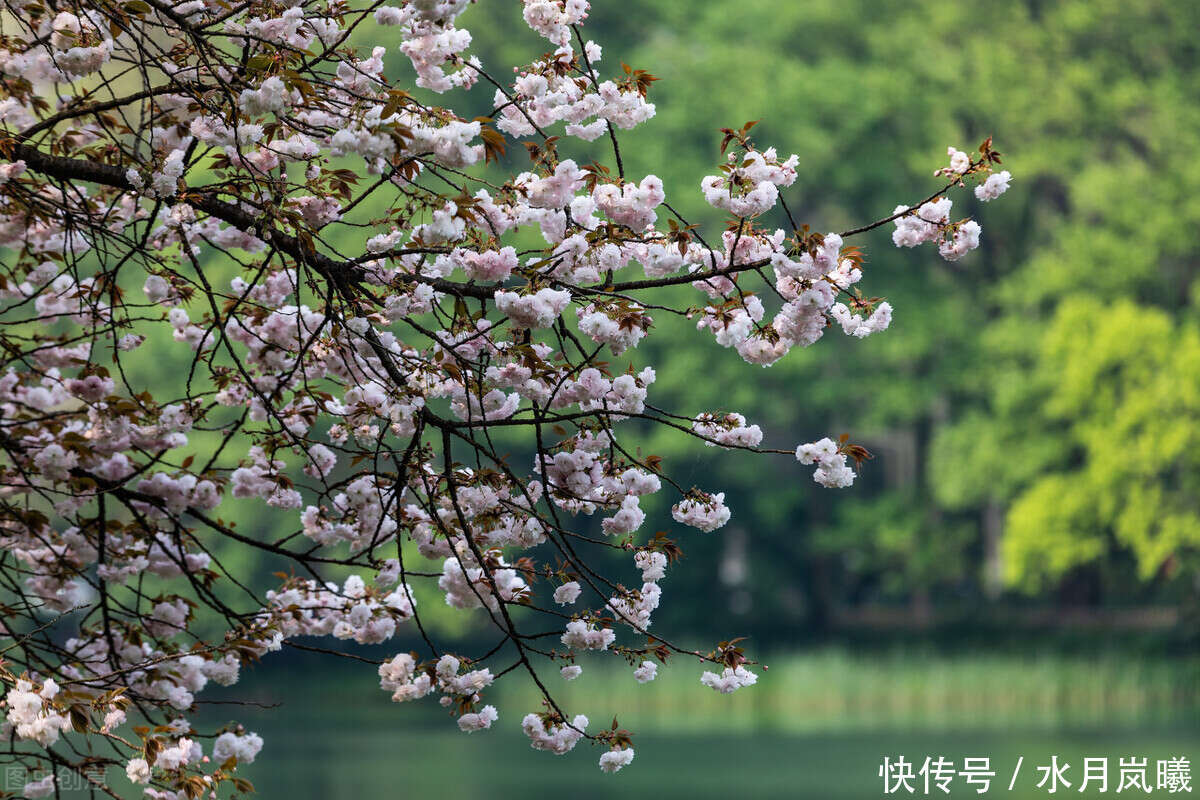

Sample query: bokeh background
[177,0,1200,796]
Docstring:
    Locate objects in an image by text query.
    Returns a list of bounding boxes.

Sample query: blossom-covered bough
[0,0,1010,792]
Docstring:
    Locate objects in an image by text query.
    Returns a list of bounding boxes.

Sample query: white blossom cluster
[796,438,857,488]
[378,653,498,732]
[701,148,799,217]
[700,665,760,694]
[0,0,1010,784]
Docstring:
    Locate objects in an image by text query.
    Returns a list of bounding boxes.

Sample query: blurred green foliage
[1002,299,1200,590]
[449,0,1200,636]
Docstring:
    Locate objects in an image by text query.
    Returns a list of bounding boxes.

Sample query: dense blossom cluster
[692,413,764,448]
[700,665,760,694]
[0,0,1007,789]
[795,438,858,489]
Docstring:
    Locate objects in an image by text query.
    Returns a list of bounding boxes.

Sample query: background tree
[454,0,1200,637]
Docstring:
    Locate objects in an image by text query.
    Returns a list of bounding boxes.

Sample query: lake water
[240,720,1199,798]
[209,651,1200,799]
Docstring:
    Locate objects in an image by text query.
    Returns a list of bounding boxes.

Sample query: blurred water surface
[204,650,1200,799]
